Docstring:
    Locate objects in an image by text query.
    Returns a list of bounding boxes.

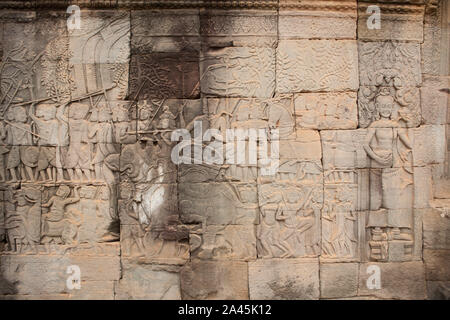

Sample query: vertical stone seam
[356,0,361,299]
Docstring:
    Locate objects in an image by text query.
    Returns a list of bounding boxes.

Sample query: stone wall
[0,0,448,300]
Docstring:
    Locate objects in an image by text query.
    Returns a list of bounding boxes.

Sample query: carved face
[375,95,394,119]
[115,107,129,122]
[56,185,70,198]
[37,104,56,120]
[286,191,299,203]
[98,108,112,122]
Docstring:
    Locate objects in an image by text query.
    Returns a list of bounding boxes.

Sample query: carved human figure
[18,188,41,253]
[364,94,413,193]
[113,105,134,144]
[4,189,25,252]
[276,191,314,258]
[29,102,68,181]
[0,121,9,181]
[120,186,146,257]
[257,204,284,258]
[65,103,92,181]
[41,186,80,245]
[364,92,413,241]
[89,107,118,181]
[4,107,38,182]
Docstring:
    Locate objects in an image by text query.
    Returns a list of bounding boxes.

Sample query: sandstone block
[277,40,359,93]
[358,261,426,299]
[320,263,359,299]
[249,259,319,300]
[180,260,249,299]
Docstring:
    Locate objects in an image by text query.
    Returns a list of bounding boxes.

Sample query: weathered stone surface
[421,76,449,125]
[180,260,249,299]
[277,40,359,93]
[129,52,200,99]
[359,41,422,87]
[248,259,319,300]
[200,10,277,47]
[279,1,357,39]
[179,182,259,225]
[131,10,200,52]
[422,0,448,76]
[424,249,450,281]
[320,263,358,298]
[294,92,358,130]
[358,86,421,128]
[426,281,450,300]
[358,3,424,41]
[414,166,433,208]
[69,11,130,64]
[190,224,257,261]
[358,261,427,299]
[0,253,120,296]
[413,125,446,166]
[115,262,181,299]
[0,1,447,301]
[200,47,276,98]
[257,183,322,259]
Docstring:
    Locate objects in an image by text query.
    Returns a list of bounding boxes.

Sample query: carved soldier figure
[4,107,39,182]
[0,121,9,181]
[89,107,118,181]
[41,186,80,245]
[4,189,25,252]
[29,102,69,181]
[65,103,92,181]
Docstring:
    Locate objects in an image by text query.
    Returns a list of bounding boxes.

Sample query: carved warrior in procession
[0,13,130,253]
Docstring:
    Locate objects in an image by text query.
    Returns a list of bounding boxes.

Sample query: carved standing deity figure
[364,92,413,208]
[364,91,414,242]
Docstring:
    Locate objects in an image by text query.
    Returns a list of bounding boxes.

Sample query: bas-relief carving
[276,40,359,93]
[0,4,447,300]
[190,224,256,261]
[321,88,422,262]
[359,41,422,87]
[279,2,357,40]
[131,10,200,53]
[0,10,131,258]
[294,92,358,130]
[200,10,278,47]
[118,182,189,264]
[129,51,199,99]
[256,182,322,258]
[179,182,259,226]
[322,173,359,261]
[200,47,275,98]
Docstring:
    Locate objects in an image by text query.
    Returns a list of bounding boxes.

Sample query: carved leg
[75,168,83,181]
[94,164,102,181]
[9,168,18,182]
[67,168,75,181]
[82,169,91,182]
